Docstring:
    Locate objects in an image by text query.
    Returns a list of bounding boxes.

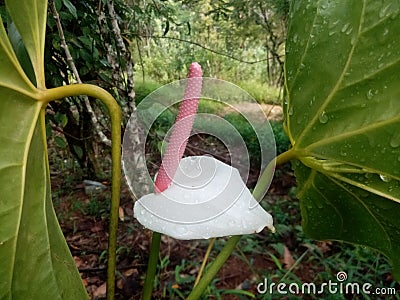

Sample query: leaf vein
[294,0,366,147]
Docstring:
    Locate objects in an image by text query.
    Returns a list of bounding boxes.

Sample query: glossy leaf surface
[285,0,400,277]
[0,1,88,298]
[6,0,47,87]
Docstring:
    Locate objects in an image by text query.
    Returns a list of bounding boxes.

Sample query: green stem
[187,149,296,299]
[187,236,241,300]
[143,232,162,300]
[43,84,121,300]
[194,238,216,287]
[253,147,296,204]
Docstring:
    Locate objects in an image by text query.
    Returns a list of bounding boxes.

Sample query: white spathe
[134,156,274,240]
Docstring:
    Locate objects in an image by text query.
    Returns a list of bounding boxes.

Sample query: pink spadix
[154,62,203,193]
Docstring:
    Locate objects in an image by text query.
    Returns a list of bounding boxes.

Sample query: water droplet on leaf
[341,23,350,33]
[390,134,400,148]
[319,111,328,124]
[379,3,393,18]
[366,89,374,99]
[383,28,389,35]
[379,174,392,182]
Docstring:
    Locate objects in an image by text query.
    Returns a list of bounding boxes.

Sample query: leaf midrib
[325,169,400,204]
[9,104,41,294]
[293,0,366,148]
[327,175,392,250]
[304,113,400,152]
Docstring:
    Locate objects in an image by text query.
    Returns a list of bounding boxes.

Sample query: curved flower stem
[142,232,162,300]
[253,147,297,201]
[187,149,296,299]
[42,84,121,300]
[194,238,216,287]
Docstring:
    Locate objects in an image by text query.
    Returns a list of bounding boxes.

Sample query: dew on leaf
[289,106,294,116]
[341,23,350,33]
[345,27,353,35]
[379,174,392,182]
[379,3,393,18]
[366,89,374,100]
[390,133,400,148]
[319,111,328,124]
[383,28,389,36]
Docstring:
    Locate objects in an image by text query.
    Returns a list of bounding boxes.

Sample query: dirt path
[222,103,283,122]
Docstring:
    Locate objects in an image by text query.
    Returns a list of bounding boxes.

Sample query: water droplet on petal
[178,227,188,234]
[319,111,328,124]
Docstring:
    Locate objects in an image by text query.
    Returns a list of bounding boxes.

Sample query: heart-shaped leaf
[285,0,400,278]
[0,4,88,298]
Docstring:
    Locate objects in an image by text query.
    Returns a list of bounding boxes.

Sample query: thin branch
[137,34,285,64]
[50,0,111,147]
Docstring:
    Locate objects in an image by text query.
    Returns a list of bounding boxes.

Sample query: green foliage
[131,0,287,88]
[223,112,262,167]
[0,0,122,298]
[135,80,162,105]
[0,1,88,298]
[237,81,281,104]
[284,0,400,278]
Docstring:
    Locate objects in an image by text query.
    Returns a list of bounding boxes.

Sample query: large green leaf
[0,4,88,299]
[285,0,400,277]
[5,0,47,88]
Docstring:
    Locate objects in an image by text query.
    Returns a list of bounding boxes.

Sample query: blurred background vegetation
[3,0,291,179]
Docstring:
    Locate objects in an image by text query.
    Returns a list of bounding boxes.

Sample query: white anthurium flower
[134,155,274,240]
